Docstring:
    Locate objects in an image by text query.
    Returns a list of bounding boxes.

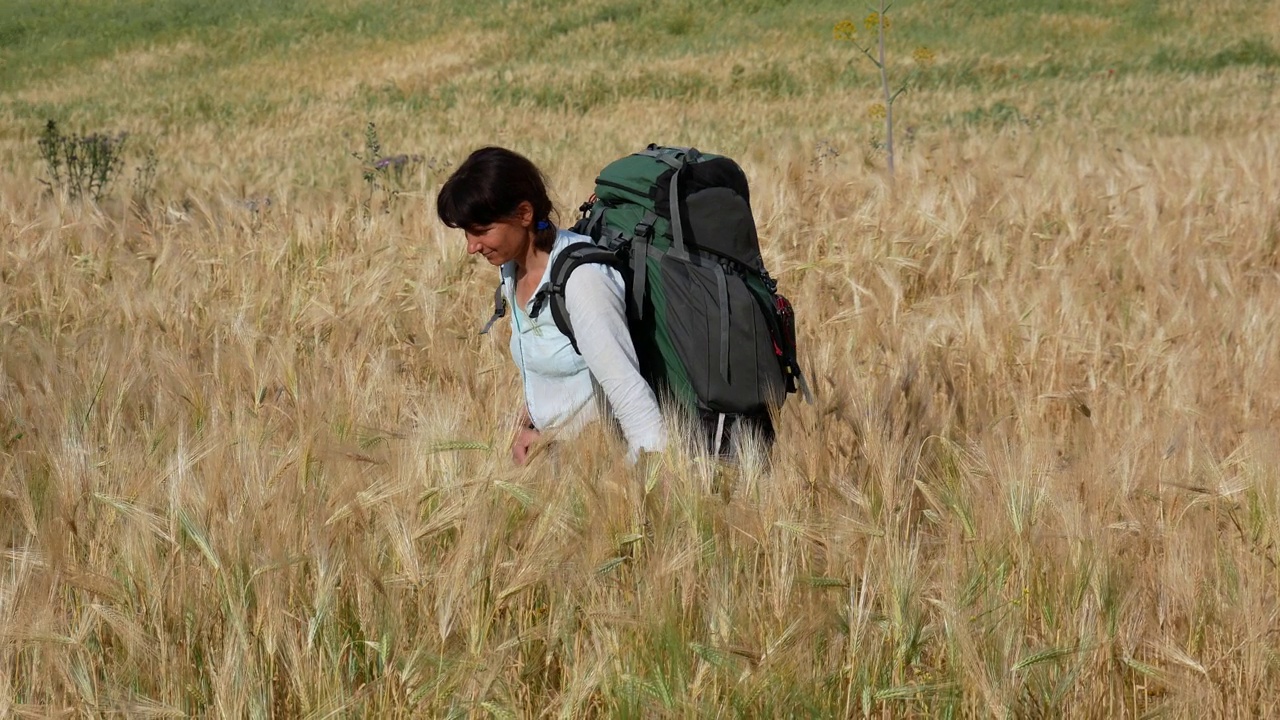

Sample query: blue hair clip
[535,219,551,231]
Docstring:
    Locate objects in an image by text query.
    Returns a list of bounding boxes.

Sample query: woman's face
[465,219,529,266]
[465,201,533,266]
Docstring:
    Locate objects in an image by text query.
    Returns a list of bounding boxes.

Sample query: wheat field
[2,0,1280,716]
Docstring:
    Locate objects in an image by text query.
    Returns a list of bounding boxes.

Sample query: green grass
[4,0,1276,90]
[1150,37,1280,73]
[0,0,447,92]
[3,0,1276,132]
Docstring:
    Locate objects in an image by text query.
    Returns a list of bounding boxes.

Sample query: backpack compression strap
[639,146,694,261]
[527,242,628,354]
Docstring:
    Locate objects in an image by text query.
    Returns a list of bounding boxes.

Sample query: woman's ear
[514,201,534,228]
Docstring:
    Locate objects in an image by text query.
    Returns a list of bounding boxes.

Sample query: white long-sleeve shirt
[502,231,666,459]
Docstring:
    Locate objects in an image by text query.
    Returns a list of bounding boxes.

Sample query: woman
[437,147,666,464]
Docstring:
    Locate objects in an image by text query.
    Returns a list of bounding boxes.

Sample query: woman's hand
[511,426,541,465]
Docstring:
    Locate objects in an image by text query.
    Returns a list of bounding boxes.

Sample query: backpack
[496,145,811,425]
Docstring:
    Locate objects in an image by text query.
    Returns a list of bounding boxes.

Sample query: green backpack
[525,144,812,422]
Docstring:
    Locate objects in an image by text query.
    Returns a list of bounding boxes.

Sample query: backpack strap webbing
[527,242,627,354]
[796,367,815,404]
[479,282,506,335]
[712,261,731,385]
[637,145,694,260]
[630,211,659,322]
[664,158,691,261]
[639,144,702,164]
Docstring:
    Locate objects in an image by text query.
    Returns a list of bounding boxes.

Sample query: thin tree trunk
[877,0,895,178]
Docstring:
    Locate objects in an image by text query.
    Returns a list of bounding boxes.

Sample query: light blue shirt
[503,231,598,431]
[501,230,665,456]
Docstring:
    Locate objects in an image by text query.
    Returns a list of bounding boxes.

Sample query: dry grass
[3,4,1280,716]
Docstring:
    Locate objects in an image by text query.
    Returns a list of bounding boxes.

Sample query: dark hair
[436,146,557,251]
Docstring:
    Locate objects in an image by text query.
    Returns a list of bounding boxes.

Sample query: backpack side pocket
[657,252,784,414]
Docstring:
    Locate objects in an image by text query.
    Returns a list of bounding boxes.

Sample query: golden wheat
[2,12,1280,716]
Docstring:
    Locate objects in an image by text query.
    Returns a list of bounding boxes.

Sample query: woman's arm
[563,267,666,459]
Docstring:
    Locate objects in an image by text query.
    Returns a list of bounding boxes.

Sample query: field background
[3,0,1280,716]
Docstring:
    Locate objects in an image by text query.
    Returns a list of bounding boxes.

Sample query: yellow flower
[912,46,936,66]
[864,13,890,31]
[832,20,857,41]
[868,103,887,119]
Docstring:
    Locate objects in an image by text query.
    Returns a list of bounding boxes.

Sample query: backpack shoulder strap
[528,241,627,354]
[478,282,506,334]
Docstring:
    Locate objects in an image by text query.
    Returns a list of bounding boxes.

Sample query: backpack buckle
[528,283,562,319]
[634,221,654,239]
